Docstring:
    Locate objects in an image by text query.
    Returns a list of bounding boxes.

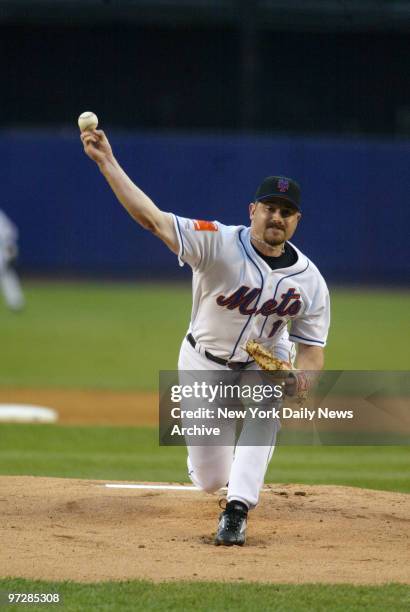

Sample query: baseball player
[0,209,25,312]
[81,129,330,546]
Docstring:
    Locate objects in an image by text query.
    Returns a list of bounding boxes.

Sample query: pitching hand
[81,129,113,166]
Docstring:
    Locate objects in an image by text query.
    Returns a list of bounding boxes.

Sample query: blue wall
[1,130,409,283]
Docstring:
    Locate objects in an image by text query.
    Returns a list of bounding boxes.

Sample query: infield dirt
[1,476,409,584]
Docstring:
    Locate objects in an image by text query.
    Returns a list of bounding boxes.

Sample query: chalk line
[104,483,269,491]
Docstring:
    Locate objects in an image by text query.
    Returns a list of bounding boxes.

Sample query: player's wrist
[286,370,310,397]
[97,154,116,174]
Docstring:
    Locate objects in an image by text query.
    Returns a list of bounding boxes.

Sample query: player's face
[249,200,301,246]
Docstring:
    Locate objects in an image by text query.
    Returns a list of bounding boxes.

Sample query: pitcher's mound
[1,476,409,584]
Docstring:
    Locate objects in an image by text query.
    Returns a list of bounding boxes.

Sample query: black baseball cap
[254,176,301,210]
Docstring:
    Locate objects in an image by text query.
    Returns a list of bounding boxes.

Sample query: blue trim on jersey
[257,259,310,340]
[229,229,264,360]
[289,334,325,345]
[175,215,185,260]
[259,317,269,337]
[272,260,310,301]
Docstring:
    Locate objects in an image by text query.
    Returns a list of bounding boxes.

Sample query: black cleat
[214,501,248,546]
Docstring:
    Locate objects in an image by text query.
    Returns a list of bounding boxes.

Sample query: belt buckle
[227,361,245,371]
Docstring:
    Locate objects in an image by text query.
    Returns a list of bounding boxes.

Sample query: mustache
[266,222,285,230]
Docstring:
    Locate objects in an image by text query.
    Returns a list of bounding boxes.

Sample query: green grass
[1,424,408,493]
[1,283,409,389]
[0,282,191,390]
[0,579,409,611]
[0,425,183,482]
[328,288,410,370]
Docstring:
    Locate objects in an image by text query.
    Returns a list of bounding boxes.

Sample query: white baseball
[78,111,98,132]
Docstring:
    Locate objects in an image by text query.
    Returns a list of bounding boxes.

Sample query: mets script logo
[216,285,302,318]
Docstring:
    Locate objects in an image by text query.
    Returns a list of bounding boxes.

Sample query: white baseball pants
[178,336,290,509]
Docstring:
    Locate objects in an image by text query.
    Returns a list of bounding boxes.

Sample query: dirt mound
[1,476,409,584]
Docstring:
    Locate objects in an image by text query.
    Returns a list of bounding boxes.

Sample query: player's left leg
[214,422,278,547]
[226,330,295,509]
[217,360,285,545]
[227,441,276,509]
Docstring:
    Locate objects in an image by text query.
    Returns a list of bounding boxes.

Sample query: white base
[0,404,58,423]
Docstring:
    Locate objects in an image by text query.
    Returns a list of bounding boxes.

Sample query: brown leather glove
[245,340,310,406]
[245,340,292,371]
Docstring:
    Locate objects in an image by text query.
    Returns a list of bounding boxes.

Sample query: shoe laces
[219,499,247,529]
[224,509,246,533]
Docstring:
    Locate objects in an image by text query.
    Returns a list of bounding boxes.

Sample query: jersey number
[269,319,284,338]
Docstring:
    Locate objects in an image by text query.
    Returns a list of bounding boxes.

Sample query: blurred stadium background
[1,0,409,284]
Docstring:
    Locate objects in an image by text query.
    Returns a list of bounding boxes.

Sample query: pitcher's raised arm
[80,129,178,254]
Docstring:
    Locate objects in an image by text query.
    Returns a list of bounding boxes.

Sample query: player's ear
[249,202,257,219]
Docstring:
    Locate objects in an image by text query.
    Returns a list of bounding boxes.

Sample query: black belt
[186,333,252,371]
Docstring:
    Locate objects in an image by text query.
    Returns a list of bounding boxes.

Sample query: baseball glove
[245,340,310,405]
[245,340,292,371]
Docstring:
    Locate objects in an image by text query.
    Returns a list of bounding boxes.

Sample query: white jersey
[172,215,330,363]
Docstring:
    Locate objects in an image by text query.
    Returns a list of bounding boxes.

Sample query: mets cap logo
[277,178,289,193]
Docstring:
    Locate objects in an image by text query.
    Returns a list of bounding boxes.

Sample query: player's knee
[194,472,228,494]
